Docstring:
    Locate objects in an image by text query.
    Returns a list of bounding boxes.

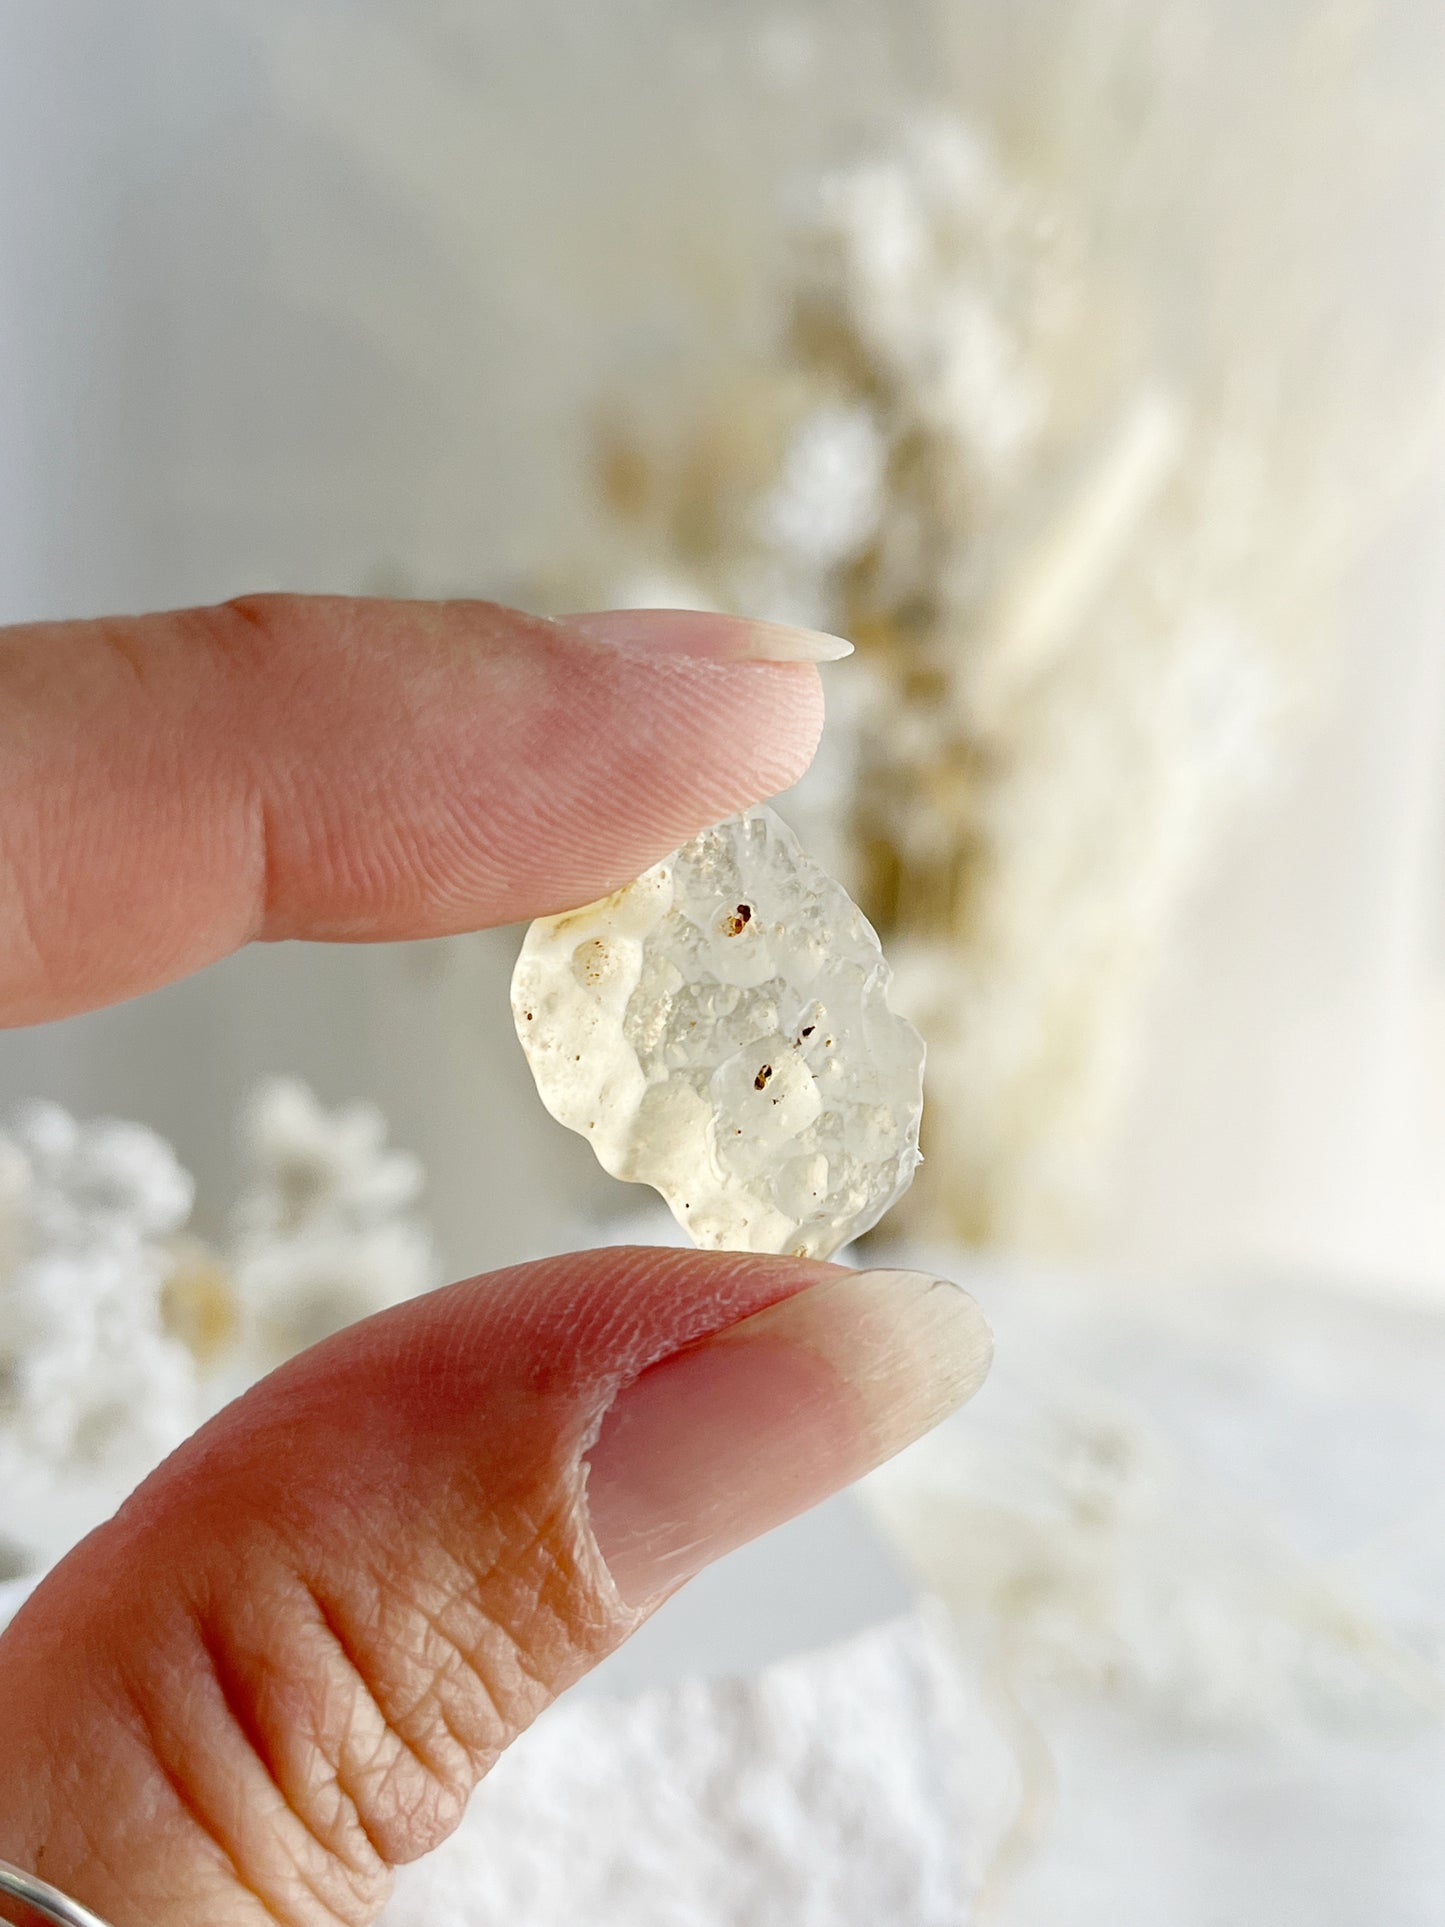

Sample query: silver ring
[0,1860,116,1927]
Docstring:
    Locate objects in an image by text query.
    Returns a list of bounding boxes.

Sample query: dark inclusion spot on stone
[754,1064,773,1090]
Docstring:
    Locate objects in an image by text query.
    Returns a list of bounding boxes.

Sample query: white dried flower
[0,1104,200,1572]
[756,403,886,575]
[230,1079,436,1366]
[0,1084,439,1590]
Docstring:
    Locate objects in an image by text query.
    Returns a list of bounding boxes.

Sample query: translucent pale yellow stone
[512,806,924,1259]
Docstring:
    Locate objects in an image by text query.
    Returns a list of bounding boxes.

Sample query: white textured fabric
[863,1267,1445,1926]
[382,1613,978,1927]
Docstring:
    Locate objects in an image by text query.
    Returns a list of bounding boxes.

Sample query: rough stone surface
[512,806,924,1258]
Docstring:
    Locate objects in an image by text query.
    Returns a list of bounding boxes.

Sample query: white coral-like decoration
[0,1085,437,1587]
[230,1078,436,1366]
[0,1104,200,1575]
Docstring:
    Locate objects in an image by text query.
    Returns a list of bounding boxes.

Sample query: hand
[0,597,990,1927]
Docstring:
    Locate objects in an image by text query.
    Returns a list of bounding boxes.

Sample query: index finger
[0,597,828,1026]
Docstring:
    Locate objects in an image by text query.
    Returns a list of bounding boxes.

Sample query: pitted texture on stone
[512,807,924,1259]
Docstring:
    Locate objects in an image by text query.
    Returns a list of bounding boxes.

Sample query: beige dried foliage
[584,4,1445,1251]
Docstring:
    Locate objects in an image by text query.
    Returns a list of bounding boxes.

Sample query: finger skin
[0,1249,831,1927]
[0,596,823,1025]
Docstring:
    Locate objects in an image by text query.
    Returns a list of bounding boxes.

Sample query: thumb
[0,1249,989,1927]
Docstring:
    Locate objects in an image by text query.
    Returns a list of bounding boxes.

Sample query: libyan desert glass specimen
[512,806,924,1259]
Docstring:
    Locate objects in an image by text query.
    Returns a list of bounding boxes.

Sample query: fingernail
[560,608,854,664]
[584,1269,991,1606]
